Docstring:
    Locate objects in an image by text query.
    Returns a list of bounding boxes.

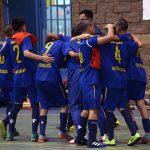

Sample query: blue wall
[4,0,46,53]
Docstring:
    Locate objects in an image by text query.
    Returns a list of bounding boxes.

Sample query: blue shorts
[0,87,12,104]
[68,69,82,108]
[103,87,127,111]
[127,80,146,101]
[11,82,37,104]
[81,84,101,110]
[36,81,68,109]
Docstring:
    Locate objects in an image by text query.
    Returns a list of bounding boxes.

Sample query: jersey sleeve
[21,36,33,52]
[58,35,71,42]
[0,41,9,55]
[127,42,139,55]
[62,42,72,56]
[86,36,98,48]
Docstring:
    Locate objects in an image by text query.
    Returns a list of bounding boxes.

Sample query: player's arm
[97,24,114,45]
[0,41,8,55]
[71,34,94,42]
[130,34,143,47]
[68,51,79,59]
[112,34,142,47]
[47,33,59,40]
[24,51,55,63]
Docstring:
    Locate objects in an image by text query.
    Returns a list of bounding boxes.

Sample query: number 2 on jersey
[13,45,22,63]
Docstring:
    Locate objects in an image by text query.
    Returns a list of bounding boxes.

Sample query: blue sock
[105,111,115,140]
[142,119,150,133]
[98,107,107,136]
[88,120,97,143]
[121,109,136,136]
[77,116,87,140]
[60,113,68,133]
[3,103,13,127]
[67,112,73,128]
[113,113,117,122]
[39,116,47,136]
[9,104,22,133]
[31,103,39,133]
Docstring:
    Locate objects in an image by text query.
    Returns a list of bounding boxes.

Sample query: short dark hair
[115,18,128,31]
[71,26,81,37]
[4,25,13,37]
[11,17,26,32]
[79,9,93,21]
[77,20,93,33]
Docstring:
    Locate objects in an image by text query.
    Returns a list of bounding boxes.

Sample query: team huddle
[0,9,150,148]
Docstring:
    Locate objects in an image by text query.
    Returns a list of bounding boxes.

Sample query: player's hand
[103,24,114,29]
[41,54,55,63]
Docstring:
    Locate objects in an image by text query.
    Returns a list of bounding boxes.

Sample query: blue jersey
[64,40,80,73]
[1,37,36,87]
[0,39,13,88]
[100,40,138,89]
[79,36,100,85]
[36,40,65,84]
[119,34,147,82]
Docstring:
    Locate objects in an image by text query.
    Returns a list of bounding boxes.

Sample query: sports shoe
[69,125,75,132]
[69,138,75,144]
[103,139,116,146]
[38,135,48,143]
[141,134,150,144]
[114,120,121,128]
[31,132,39,142]
[128,132,141,146]
[14,128,20,136]
[0,120,6,140]
[57,131,74,141]
[87,141,107,148]
[100,134,108,142]
[74,137,87,145]
[6,131,14,141]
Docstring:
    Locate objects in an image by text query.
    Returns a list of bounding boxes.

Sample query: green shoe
[128,133,141,146]
[0,120,6,140]
[6,131,14,141]
[103,139,116,146]
[31,132,39,142]
[14,129,20,136]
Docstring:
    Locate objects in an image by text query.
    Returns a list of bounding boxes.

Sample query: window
[46,0,72,36]
[143,0,150,20]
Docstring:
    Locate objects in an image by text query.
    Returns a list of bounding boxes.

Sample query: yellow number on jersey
[115,44,121,64]
[44,42,54,55]
[13,45,22,64]
[79,51,84,64]
[0,55,5,64]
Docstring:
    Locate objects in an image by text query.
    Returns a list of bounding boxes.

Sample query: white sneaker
[101,134,108,142]
[69,138,75,144]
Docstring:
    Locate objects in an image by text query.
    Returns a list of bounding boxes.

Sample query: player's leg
[118,89,141,146]
[28,83,39,142]
[36,81,50,143]
[57,105,69,139]
[135,82,150,143]
[0,87,12,140]
[103,87,122,146]
[75,109,89,145]
[6,87,24,141]
[38,109,49,143]
[67,69,81,132]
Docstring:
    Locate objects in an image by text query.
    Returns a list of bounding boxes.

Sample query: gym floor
[0,108,149,150]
